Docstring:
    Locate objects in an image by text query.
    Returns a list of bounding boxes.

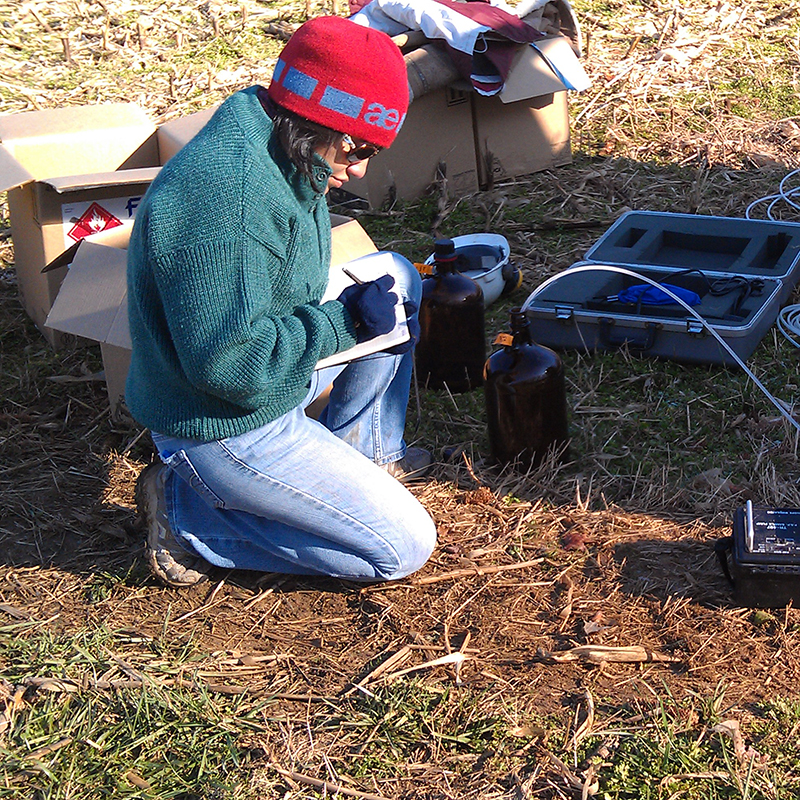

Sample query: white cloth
[352,0,493,56]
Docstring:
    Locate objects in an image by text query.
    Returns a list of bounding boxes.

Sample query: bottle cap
[433,238,457,261]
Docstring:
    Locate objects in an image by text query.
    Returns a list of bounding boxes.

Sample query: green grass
[335,683,504,778]
[0,624,255,798]
[715,38,800,120]
[595,692,800,799]
[1,686,252,798]
[3,626,798,799]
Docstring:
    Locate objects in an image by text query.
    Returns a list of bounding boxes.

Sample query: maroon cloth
[434,0,543,44]
[432,0,544,94]
[267,16,409,148]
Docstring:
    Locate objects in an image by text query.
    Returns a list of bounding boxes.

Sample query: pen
[342,267,364,285]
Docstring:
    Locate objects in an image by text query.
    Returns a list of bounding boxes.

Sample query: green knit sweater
[126,87,358,441]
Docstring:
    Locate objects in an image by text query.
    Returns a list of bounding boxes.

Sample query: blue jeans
[150,254,435,581]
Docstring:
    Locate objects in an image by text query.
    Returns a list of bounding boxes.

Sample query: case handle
[597,317,661,351]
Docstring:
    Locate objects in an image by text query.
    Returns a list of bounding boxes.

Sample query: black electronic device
[716,501,800,607]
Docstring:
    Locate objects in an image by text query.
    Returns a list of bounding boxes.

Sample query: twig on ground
[659,772,732,787]
[243,576,287,610]
[361,559,544,592]
[0,683,25,737]
[572,687,596,748]
[542,749,599,796]
[535,645,682,665]
[271,765,393,800]
[124,771,152,790]
[343,644,413,697]
[23,674,334,702]
[380,651,467,682]
[171,579,226,623]
[24,737,73,760]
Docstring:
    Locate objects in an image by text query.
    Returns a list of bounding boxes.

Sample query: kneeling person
[127,16,436,587]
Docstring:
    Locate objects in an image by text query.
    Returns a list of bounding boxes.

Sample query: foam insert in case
[585,211,800,302]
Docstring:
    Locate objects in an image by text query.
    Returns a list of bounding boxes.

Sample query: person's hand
[386,301,420,355]
[337,275,398,343]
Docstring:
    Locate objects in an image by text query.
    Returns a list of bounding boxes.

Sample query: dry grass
[2,0,800,797]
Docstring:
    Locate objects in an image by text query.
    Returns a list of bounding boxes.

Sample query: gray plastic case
[522,212,800,365]
[523,261,783,365]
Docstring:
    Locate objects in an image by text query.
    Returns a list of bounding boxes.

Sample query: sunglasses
[341,134,382,163]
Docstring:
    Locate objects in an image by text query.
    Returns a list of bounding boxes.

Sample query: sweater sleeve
[152,238,358,411]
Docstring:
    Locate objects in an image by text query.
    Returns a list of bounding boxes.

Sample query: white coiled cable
[744,168,800,349]
[778,304,800,349]
[745,168,800,221]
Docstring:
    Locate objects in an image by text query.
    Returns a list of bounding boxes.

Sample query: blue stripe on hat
[283,67,317,99]
[320,86,364,119]
[273,58,286,84]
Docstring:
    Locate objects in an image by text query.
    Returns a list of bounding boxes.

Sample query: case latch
[554,305,574,321]
[686,319,705,337]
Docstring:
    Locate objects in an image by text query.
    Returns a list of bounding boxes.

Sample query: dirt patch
[2,376,795,714]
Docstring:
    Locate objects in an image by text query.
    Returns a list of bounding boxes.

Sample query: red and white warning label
[60,195,144,248]
[66,202,122,242]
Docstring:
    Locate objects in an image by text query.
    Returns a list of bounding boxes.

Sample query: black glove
[338,274,398,343]
[386,301,420,355]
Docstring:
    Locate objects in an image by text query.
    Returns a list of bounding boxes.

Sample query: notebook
[316,251,410,369]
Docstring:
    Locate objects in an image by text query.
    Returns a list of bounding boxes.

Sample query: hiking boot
[136,463,211,588]
[382,447,433,484]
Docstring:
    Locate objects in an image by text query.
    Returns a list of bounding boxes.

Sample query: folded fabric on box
[351,0,544,95]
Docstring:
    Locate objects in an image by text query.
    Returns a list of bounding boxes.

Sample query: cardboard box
[346,86,479,208]
[497,35,591,104]
[347,34,589,207]
[45,215,377,418]
[0,103,215,344]
[474,91,572,188]
[157,107,217,163]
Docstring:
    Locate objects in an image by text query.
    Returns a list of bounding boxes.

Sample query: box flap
[157,107,216,163]
[42,166,161,194]
[0,103,156,192]
[42,240,82,273]
[44,222,133,348]
[105,297,131,350]
[0,143,35,191]
[330,216,377,265]
[499,35,591,103]
[43,217,135,272]
[0,103,151,143]
[82,222,134,250]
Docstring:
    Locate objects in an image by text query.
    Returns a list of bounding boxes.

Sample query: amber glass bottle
[416,239,485,392]
[484,307,570,468]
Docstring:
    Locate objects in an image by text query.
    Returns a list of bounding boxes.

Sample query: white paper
[316,251,410,370]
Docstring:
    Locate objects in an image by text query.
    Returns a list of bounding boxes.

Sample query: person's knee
[384,252,422,306]
[381,508,437,581]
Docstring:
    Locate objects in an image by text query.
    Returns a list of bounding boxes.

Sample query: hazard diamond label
[66,202,123,242]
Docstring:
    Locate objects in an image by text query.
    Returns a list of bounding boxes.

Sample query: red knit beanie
[267,16,409,149]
